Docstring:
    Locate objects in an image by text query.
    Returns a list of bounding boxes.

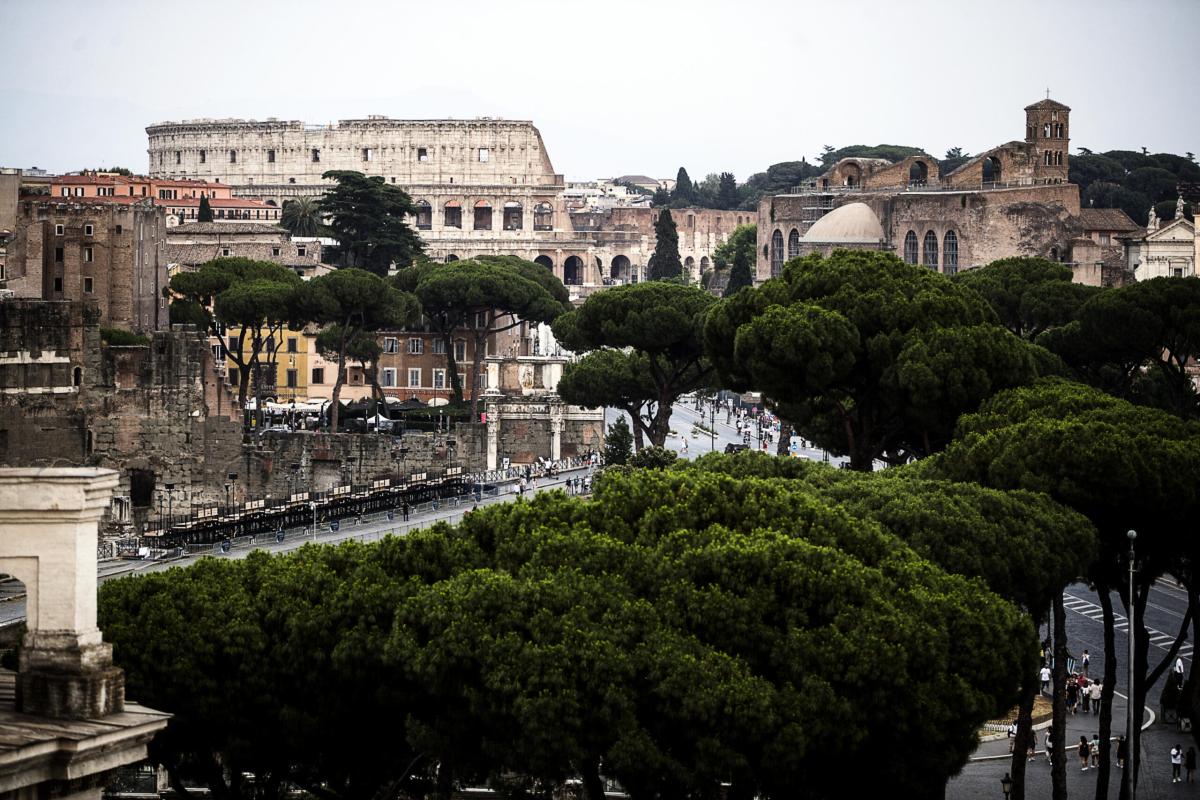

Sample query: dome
[803,202,884,243]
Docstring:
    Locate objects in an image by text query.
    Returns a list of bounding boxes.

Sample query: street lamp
[164,482,175,525]
[1000,772,1013,799]
[226,472,238,509]
[1127,528,1138,800]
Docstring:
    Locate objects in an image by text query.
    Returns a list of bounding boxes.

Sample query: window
[84,277,94,293]
[943,231,958,275]
[384,337,399,353]
[199,149,206,163]
[1099,233,1110,245]
[475,311,488,329]
[228,336,239,353]
[221,248,231,257]
[533,202,553,230]
[297,246,306,257]
[687,215,695,228]
[415,201,432,230]
[418,147,428,161]
[61,188,69,197]
[408,368,421,388]
[267,149,276,163]
[53,277,63,292]
[1173,267,1184,278]
[478,147,490,162]
[312,148,320,162]
[770,229,784,276]
[787,228,801,259]
[286,369,298,388]
[84,224,93,236]
[75,187,84,197]
[311,367,324,384]
[431,338,446,355]
[55,247,64,262]
[382,368,397,387]
[503,202,523,231]
[83,246,93,262]
[922,231,938,268]
[1043,124,1051,138]
[433,369,446,389]
[55,224,64,235]
[474,201,492,230]
[175,151,181,164]
[444,202,462,228]
[407,337,424,355]
[265,338,275,353]
[362,148,373,161]
[454,340,466,362]
[287,337,298,353]
[230,150,237,163]
[272,247,281,257]
[115,224,122,234]
[903,231,918,264]
[228,367,239,387]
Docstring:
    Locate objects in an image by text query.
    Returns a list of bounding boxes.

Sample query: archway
[533,202,554,231]
[770,230,784,276]
[611,254,631,281]
[943,231,959,275]
[843,163,862,187]
[788,229,801,259]
[982,156,1002,185]
[908,161,928,186]
[903,231,918,264]
[473,200,492,230]
[534,255,554,270]
[922,231,938,268]
[502,201,523,231]
[445,254,459,263]
[414,200,432,230]
[684,256,695,280]
[564,256,584,286]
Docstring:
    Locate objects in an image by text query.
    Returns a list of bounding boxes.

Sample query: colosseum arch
[473,200,492,230]
[444,200,462,229]
[503,201,523,231]
[414,200,432,230]
[611,254,631,281]
[533,202,554,231]
[564,255,584,286]
[534,255,554,270]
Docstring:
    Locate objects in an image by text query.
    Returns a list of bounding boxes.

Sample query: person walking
[1172,744,1184,782]
[1080,676,1091,714]
[1090,735,1100,768]
[1045,728,1054,766]
[1079,736,1091,771]
[1081,649,1090,676]
[1040,665,1052,694]
[1066,678,1079,714]
[1090,680,1102,715]
[1187,746,1197,783]
[1116,735,1127,769]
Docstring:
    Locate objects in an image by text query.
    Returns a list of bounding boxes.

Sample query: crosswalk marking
[1063,592,1191,664]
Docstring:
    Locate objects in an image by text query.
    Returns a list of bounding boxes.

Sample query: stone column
[486,401,500,471]
[550,405,563,461]
[0,468,125,719]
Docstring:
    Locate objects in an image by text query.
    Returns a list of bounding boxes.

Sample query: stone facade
[165,221,323,272]
[145,117,741,299]
[4,199,167,332]
[757,98,1087,280]
[1126,216,1196,280]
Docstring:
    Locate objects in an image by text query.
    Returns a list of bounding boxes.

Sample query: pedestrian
[1116,735,1127,769]
[1175,657,1186,689]
[1080,677,1091,713]
[1066,678,1079,714]
[1040,665,1052,694]
[1081,649,1090,676]
[1172,744,1184,782]
[1007,722,1017,753]
[1079,736,1091,771]
[1045,729,1054,766]
[1187,746,1196,783]
[1090,680,1102,715]
[1090,735,1100,768]
[401,501,410,522]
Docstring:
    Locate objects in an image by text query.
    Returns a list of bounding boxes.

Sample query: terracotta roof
[1078,208,1141,232]
[55,174,135,185]
[163,197,274,209]
[1024,98,1071,111]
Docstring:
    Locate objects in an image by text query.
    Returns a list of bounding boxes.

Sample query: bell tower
[1025,96,1071,184]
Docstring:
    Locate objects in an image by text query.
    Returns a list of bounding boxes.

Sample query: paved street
[950,579,1197,800]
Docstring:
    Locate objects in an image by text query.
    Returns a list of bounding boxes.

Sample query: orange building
[49,172,279,224]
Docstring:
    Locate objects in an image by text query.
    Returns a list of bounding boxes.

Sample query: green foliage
[724,245,754,297]
[602,415,633,465]
[953,256,1099,340]
[1071,150,1200,225]
[738,161,823,210]
[197,194,213,223]
[650,208,682,280]
[554,282,715,447]
[393,256,570,411]
[100,327,150,347]
[651,185,670,206]
[940,147,972,175]
[280,196,322,237]
[820,143,926,167]
[319,170,424,275]
[1039,276,1200,418]
[101,468,1037,800]
[712,223,757,271]
[672,167,694,205]
[716,171,739,210]
[626,445,677,469]
[704,250,1053,469]
[169,257,304,408]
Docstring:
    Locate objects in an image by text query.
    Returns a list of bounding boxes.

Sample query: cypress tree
[198,194,214,222]
[674,167,694,205]
[717,172,739,210]
[603,415,634,465]
[724,246,754,296]
[651,209,682,281]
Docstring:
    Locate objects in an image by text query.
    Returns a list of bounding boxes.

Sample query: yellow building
[222,325,372,403]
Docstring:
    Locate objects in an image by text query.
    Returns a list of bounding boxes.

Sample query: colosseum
[146,117,743,295]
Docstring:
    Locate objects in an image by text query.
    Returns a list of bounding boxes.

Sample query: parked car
[724,443,749,454]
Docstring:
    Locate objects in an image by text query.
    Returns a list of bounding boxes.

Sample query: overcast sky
[2,0,1197,182]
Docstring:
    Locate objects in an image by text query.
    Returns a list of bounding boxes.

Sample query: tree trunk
[330,352,347,432]
[1009,644,1038,800]
[647,396,674,448]
[442,329,464,405]
[579,756,605,800]
[1096,583,1117,800]
[1051,593,1067,800]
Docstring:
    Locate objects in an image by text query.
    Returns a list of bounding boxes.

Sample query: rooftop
[167,222,285,235]
[802,202,885,243]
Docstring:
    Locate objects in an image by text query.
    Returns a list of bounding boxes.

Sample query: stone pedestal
[0,468,124,719]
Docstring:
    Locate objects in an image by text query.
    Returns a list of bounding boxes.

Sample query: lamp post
[708,393,716,453]
[1127,528,1138,800]
[1000,772,1013,799]
[164,482,175,525]
[227,472,238,509]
